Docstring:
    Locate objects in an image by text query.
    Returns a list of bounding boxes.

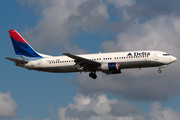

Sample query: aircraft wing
[62,53,101,70]
[5,57,28,64]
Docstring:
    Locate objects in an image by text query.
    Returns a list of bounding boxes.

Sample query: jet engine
[101,63,121,74]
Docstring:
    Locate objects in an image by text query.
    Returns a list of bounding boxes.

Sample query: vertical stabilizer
[9,30,43,59]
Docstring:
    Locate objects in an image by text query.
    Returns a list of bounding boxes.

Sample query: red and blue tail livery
[8,30,42,58]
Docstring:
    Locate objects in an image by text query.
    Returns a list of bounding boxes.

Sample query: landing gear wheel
[92,74,97,79]
[89,72,93,77]
[89,71,97,79]
[158,69,162,73]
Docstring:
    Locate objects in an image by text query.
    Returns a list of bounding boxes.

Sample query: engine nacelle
[101,63,122,74]
[101,63,119,71]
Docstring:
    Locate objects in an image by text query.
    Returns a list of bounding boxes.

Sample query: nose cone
[172,56,177,62]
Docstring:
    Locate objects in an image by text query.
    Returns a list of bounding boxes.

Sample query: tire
[92,74,97,79]
[89,73,93,77]
[158,70,162,73]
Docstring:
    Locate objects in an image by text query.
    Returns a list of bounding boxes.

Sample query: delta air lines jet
[5,30,177,79]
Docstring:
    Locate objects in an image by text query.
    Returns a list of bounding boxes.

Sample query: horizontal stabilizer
[5,57,28,64]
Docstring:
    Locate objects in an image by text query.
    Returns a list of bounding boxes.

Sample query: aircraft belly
[32,61,165,72]
[119,60,164,69]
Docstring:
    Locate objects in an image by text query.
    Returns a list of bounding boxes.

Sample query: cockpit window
[163,54,170,56]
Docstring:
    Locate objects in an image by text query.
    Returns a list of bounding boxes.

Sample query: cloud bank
[0,92,17,118]
[16,0,109,54]
[16,0,180,102]
[14,0,180,119]
[58,93,180,120]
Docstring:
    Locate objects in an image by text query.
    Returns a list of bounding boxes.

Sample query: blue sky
[1,0,180,120]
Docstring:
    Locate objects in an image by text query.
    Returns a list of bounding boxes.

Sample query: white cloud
[107,0,135,8]
[0,92,17,118]
[101,15,180,80]
[14,117,51,120]
[12,1,180,120]
[101,15,180,79]
[58,93,140,120]
[43,118,51,120]
[101,15,180,54]
[106,0,136,20]
[149,102,180,120]
[74,66,180,101]
[16,0,109,54]
[58,93,180,120]
[48,104,57,119]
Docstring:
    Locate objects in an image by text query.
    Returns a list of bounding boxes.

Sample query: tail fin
[8,30,51,60]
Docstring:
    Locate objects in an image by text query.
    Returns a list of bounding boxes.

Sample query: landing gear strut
[89,71,97,79]
[158,65,167,73]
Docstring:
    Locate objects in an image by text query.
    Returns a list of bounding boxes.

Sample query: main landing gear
[89,71,97,79]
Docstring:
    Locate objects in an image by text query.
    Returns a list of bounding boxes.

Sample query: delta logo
[134,52,150,56]
[127,52,151,57]
[127,53,133,57]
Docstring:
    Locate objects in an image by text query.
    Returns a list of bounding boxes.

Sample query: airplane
[5,30,177,79]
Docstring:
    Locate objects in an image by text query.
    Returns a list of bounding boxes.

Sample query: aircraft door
[154,52,158,60]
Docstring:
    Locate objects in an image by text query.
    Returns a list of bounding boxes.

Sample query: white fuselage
[22,51,177,73]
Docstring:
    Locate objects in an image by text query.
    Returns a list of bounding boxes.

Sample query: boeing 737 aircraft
[5,30,177,79]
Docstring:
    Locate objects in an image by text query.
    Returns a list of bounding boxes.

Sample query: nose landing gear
[89,71,97,79]
[158,69,162,73]
[158,65,167,73]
